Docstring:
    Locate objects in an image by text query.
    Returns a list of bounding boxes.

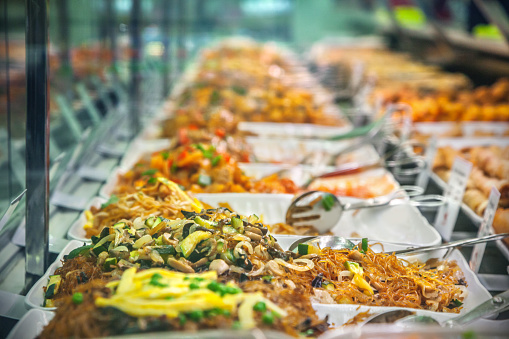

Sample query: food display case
[1,1,509,338]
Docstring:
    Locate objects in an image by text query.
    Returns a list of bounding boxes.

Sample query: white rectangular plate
[100,164,399,200]
[99,166,126,198]
[245,136,379,165]
[436,137,509,149]
[68,191,441,247]
[67,196,107,243]
[238,121,352,139]
[197,193,441,246]
[24,238,489,326]
[6,309,54,339]
[415,122,509,138]
[25,240,85,311]
[119,139,172,171]
[308,242,491,327]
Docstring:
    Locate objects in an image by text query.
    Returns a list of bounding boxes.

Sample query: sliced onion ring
[274,258,314,271]
[247,261,266,276]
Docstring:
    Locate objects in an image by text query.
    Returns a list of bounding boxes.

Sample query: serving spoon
[285,187,446,234]
[288,233,509,254]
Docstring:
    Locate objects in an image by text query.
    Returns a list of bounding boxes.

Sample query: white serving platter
[8,308,292,339]
[24,239,489,331]
[119,138,172,171]
[414,122,509,138]
[198,193,441,247]
[311,242,491,327]
[436,137,509,149]
[12,309,509,339]
[238,121,352,139]
[99,166,126,198]
[100,163,399,200]
[238,163,399,193]
[69,192,440,247]
[67,196,107,242]
[6,309,54,339]
[245,136,379,165]
[25,240,85,311]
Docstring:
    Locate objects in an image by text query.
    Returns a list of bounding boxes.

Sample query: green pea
[262,312,274,325]
[207,281,221,292]
[189,282,200,290]
[179,313,187,325]
[232,321,242,330]
[225,286,241,295]
[188,310,204,321]
[72,292,83,305]
[253,301,266,312]
[222,309,231,317]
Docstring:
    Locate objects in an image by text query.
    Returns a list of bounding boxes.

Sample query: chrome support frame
[129,0,141,138]
[25,0,50,287]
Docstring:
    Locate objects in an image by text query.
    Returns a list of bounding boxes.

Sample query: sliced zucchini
[194,216,218,228]
[298,243,320,255]
[231,217,244,233]
[43,298,55,308]
[92,245,108,256]
[222,225,237,235]
[180,231,212,257]
[155,245,176,255]
[99,227,110,239]
[145,216,162,229]
[44,275,62,299]
[104,257,118,271]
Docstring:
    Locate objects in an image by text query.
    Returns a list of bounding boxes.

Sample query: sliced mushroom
[299,253,319,260]
[162,233,178,246]
[167,257,195,273]
[245,231,262,242]
[259,226,269,235]
[273,242,284,252]
[191,257,208,268]
[417,280,439,299]
[347,250,363,261]
[209,259,230,275]
[245,226,262,236]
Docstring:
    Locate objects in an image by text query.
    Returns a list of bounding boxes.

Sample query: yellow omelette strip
[126,286,189,299]
[96,293,228,317]
[238,294,262,329]
[115,267,137,295]
[107,269,217,289]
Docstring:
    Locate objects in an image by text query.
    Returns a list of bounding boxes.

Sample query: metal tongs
[286,187,446,234]
[388,233,509,256]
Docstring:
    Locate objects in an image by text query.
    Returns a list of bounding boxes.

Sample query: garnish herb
[321,194,335,211]
[141,169,157,176]
[100,195,119,209]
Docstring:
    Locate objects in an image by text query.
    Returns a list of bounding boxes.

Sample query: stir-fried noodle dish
[41,207,467,337]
